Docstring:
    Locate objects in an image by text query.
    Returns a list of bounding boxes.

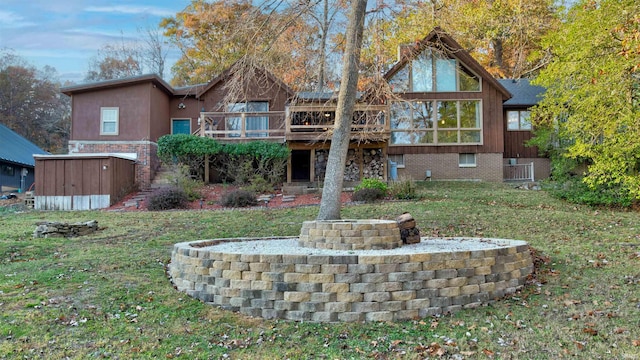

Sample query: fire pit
[169,220,532,322]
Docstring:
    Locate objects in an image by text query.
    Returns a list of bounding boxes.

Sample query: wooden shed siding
[35,156,135,210]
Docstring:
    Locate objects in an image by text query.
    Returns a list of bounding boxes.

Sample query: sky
[0,0,191,84]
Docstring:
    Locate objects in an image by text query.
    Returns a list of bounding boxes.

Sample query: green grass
[1,181,639,359]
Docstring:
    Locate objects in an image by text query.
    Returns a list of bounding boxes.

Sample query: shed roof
[0,123,49,167]
[498,79,545,107]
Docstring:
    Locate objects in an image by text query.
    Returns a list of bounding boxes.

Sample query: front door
[172,119,191,134]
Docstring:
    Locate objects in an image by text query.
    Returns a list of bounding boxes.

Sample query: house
[0,123,48,193]
[52,28,549,209]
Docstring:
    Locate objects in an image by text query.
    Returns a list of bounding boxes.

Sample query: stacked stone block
[170,237,533,322]
[298,220,403,250]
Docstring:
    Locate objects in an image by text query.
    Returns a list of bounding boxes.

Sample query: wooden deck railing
[197,104,390,141]
[504,162,534,182]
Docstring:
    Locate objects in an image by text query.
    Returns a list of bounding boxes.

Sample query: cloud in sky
[0,0,190,83]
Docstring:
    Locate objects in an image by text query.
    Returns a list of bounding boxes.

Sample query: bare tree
[317,0,368,220]
[85,36,143,81]
[139,26,169,79]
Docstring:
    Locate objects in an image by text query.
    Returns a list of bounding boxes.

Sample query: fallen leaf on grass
[482,348,495,357]
[583,327,598,336]
[633,340,640,347]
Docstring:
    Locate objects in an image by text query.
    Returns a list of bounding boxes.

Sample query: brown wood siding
[70,83,151,141]
[503,130,539,158]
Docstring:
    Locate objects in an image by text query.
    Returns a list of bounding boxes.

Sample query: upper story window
[507,110,532,131]
[389,49,480,93]
[390,100,482,145]
[100,107,119,135]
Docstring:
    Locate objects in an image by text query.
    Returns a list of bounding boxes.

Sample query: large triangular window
[389,49,480,92]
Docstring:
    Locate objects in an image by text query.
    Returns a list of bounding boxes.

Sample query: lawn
[1,182,639,359]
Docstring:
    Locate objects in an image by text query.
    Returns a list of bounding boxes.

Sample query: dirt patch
[108,184,353,211]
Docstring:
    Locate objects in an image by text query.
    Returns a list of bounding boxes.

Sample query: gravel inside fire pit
[203,237,527,255]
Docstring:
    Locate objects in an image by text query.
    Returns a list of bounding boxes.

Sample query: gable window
[507,110,532,130]
[459,153,477,167]
[390,100,482,145]
[226,101,269,138]
[100,107,119,135]
[389,49,480,92]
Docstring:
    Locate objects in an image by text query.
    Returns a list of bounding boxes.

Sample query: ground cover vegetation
[1,182,639,359]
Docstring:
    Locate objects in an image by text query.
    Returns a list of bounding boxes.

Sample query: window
[388,154,405,168]
[507,110,532,131]
[226,102,269,137]
[390,100,482,145]
[389,49,480,92]
[1,165,14,176]
[459,153,477,168]
[100,107,119,135]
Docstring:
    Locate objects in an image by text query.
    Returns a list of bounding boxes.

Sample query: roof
[34,153,137,161]
[0,123,49,167]
[384,27,512,100]
[498,79,545,107]
[60,74,174,96]
[197,60,296,99]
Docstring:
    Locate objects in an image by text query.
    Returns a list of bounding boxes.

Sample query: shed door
[172,119,191,134]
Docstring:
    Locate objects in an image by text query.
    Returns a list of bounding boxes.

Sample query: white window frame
[459,153,477,168]
[388,154,405,168]
[100,107,119,135]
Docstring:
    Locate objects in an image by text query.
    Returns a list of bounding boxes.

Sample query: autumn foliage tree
[0,51,70,153]
[531,0,640,204]
[160,0,320,89]
[85,42,143,82]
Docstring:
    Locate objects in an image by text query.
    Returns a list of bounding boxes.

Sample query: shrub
[351,188,386,203]
[219,189,257,208]
[166,164,202,201]
[388,177,419,200]
[147,187,189,211]
[547,178,633,208]
[245,175,273,194]
[354,178,388,194]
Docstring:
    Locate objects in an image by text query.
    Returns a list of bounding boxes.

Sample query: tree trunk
[316,0,368,221]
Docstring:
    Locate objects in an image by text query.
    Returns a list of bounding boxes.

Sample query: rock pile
[34,220,100,238]
[396,212,420,244]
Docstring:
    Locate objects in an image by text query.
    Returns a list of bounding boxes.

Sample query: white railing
[504,162,534,182]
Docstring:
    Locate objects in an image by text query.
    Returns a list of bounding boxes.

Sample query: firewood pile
[396,212,420,244]
[344,149,360,181]
[363,148,385,180]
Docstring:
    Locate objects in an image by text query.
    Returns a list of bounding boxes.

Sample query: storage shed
[33,153,136,210]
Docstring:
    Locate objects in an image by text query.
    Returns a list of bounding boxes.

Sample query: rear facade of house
[54,28,549,208]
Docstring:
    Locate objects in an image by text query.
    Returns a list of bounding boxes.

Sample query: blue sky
[0,0,191,83]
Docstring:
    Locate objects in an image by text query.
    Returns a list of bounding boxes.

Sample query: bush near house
[157,135,289,189]
[146,187,189,211]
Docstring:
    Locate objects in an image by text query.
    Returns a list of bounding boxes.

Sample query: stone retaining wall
[169,237,533,322]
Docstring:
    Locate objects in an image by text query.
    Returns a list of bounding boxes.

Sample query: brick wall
[398,153,503,182]
[68,140,159,189]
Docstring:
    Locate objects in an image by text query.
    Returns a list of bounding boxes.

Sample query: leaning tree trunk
[316,0,368,221]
